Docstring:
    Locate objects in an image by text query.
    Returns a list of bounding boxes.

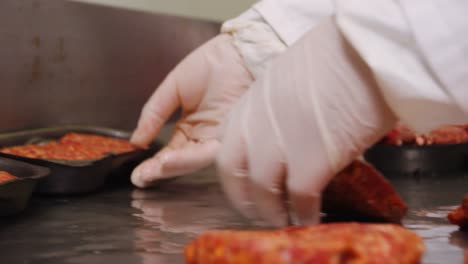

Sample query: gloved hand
[130,8,287,188]
[130,34,253,188]
[216,19,397,227]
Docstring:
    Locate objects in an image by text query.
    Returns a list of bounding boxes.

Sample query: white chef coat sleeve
[225,0,468,132]
[222,8,287,79]
[253,0,335,46]
[222,0,334,78]
[335,0,468,132]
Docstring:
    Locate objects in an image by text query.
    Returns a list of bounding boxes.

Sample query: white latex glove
[216,18,397,227]
[130,34,253,188]
[130,8,286,188]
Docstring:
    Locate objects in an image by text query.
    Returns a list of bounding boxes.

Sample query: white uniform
[224,0,468,132]
[131,0,468,224]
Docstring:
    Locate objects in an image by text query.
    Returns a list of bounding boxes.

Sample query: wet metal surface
[0,0,218,133]
[393,174,468,264]
[0,168,250,264]
[1,168,468,263]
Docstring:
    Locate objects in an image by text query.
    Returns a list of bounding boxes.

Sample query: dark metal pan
[0,157,50,216]
[0,125,159,195]
[364,142,468,176]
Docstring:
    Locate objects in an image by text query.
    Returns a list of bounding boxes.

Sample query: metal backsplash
[0,0,219,132]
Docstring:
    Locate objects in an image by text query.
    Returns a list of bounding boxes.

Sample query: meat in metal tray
[364,142,468,175]
[0,125,160,195]
[0,157,49,216]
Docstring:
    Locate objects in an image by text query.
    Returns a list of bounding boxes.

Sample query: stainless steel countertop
[1,167,468,264]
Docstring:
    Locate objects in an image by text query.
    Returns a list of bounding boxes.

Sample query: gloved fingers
[286,177,322,226]
[157,139,220,178]
[130,126,190,188]
[166,124,192,149]
[131,146,174,188]
[248,160,288,227]
[244,99,289,226]
[216,110,257,221]
[131,73,180,148]
[132,120,223,188]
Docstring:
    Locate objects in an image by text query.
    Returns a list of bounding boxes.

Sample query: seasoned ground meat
[185,223,424,264]
[384,123,468,146]
[0,171,17,183]
[323,160,407,223]
[448,195,468,229]
[1,133,137,161]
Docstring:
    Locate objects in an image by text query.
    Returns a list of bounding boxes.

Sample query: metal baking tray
[364,142,468,176]
[0,125,159,195]
[0,157,50,216]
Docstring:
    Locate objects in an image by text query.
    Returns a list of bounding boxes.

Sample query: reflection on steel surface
[2,168,468,263]
[0,0,219,132]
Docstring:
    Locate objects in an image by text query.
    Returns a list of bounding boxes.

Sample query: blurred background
[72,0,257,21]
[0,0,257,133]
